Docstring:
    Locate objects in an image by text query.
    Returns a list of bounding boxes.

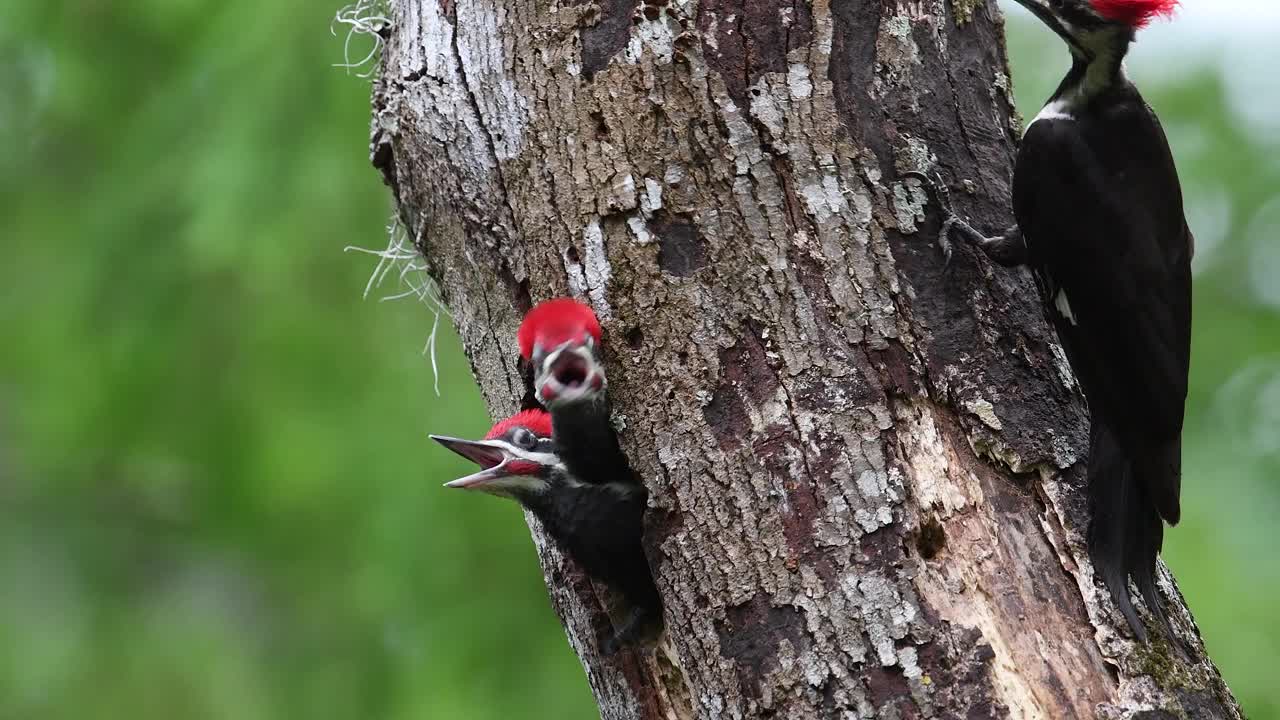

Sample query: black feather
[1086,422,1169,640]
[523,398,662,652]
[1013,81,1191,639]
[525,458,662,653]
[548,397,637,486]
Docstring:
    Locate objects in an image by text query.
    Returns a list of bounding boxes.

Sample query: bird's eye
[512,429,538,449]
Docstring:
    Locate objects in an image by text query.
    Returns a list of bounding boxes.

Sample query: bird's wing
[1013,114,1191,511]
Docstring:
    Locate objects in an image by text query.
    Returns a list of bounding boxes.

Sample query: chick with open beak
[517,298,608,409]
[432,406,661,655]
[535,338,607,407]
[430,409,558,499]
[517,299,634,486]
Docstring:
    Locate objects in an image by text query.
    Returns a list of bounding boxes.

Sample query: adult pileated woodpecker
[908,0,1190,642]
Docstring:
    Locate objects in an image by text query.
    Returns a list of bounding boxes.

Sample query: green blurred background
[0,2,1274,718]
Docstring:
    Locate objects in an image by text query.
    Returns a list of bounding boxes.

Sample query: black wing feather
[1013,107,1191,519]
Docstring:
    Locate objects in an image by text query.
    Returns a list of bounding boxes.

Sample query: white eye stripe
[507,447,563,468]
[494,476,550,494]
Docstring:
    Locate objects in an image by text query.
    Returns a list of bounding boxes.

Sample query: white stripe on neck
[1028,25,1130,130]
[1030,99,1074,126]
[1028,59,1130,128]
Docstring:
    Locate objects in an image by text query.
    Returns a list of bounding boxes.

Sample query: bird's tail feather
[1086,423,1176,643]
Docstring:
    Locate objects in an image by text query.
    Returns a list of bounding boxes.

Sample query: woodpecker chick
[912,0,1189,644]
[518,298,607,408]
[518,298,634,488]
[514,299,659,651]
[433,409,660,654]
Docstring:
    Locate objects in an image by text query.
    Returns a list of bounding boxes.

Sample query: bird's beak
[430,435,515,490]
[1008,0,1053,21]
[1008,0,1082,51]
[535,341,607,407]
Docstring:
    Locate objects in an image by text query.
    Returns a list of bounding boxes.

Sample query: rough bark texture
[369,0,1243,717]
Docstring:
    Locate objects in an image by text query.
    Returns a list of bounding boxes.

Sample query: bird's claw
[904,170,960,268]
[938,216,957,270]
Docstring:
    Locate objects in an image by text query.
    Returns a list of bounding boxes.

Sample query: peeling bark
[370,0,1243,717]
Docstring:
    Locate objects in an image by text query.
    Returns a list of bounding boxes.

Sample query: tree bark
[369,0,1243,717]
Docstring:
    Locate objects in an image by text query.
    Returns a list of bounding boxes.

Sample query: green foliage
[0,2,590,718]
[0,4,1274,718]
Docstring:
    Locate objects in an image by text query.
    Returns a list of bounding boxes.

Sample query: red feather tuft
[516,298,602,360]
[1090,0,1179,28]
[485,409,553,440]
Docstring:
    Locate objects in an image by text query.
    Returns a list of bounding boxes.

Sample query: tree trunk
[369,0,1242,717]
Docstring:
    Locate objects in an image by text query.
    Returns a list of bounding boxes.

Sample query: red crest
[1090,0,1179,28]
[516,298,603,360]
[485,409,554,440]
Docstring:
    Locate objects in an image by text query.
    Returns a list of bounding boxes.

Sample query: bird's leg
[948,219,1028,268]
[901,171,1028,268]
